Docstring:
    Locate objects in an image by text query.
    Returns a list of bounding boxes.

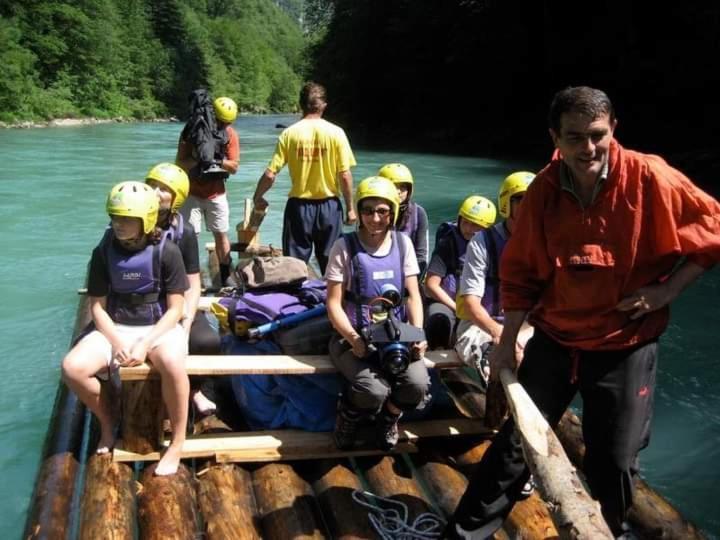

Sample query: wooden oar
[236,199,267,249]
[497,367,614,539]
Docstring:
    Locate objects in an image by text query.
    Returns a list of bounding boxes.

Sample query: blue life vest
[343,231,407,329]
[479,225,507,318]
[101,231,167,325]
[434,221,469,298]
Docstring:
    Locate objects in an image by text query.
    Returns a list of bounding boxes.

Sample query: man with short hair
[253,81,356,273]
[446,86,720,539]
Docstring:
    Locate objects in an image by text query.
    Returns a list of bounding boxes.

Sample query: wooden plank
[113,418,490,463]
[119,349,463,380]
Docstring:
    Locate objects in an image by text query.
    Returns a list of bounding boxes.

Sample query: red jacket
[501,140,720,350]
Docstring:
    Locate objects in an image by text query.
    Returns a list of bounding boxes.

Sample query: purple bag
[218,280,326,337]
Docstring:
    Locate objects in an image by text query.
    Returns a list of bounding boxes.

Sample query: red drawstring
[570,349,580,384]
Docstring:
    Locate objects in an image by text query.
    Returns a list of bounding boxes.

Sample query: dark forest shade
[308,0,720,167]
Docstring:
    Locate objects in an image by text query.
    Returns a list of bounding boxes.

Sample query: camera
[361,284,426,375]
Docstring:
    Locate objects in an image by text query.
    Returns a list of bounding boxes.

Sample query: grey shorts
[181,193,229,234]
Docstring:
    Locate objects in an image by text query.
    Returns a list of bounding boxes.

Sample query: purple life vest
[164,212,185,244]
[343,231,407,329]
[479,225,507,318]
[436,222,469,298]
[396,201,418,236]
[102,231,167,325]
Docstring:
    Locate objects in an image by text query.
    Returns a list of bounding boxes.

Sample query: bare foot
[192,390,217,416]
[155,445,182,476]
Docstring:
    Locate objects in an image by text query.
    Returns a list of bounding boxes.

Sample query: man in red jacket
[446,86,720,539]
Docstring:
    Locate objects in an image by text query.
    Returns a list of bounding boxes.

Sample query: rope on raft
[352,489,445,539]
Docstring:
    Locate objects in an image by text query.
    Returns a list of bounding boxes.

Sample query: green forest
[0,0,306,122]
[3,0,720,186]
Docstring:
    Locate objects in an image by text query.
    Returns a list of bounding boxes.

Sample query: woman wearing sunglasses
[325,176,429,451]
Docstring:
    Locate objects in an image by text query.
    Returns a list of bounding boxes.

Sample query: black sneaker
[376,410,402,451]
[334,402,362,450]
[518,474,535,499]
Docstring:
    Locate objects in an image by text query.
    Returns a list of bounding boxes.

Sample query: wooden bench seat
[113,418,490,463]
[119,349,464,381]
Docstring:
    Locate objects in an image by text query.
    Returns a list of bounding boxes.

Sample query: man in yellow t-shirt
[252,81,357,273]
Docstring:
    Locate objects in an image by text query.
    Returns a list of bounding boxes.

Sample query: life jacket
[343,231,407,329]
[434,221,469,298]
[163,212,185,244]
[180,89,229,181]
[396,201,419,238]
[478,225,507,318]
[100,230,167,325]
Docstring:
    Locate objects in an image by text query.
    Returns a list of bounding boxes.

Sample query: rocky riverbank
[0,117,179,129]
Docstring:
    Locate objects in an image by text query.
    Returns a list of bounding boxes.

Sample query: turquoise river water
[0,115,718,537]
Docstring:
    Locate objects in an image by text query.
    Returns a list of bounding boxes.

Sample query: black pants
[424,301,456,349]
[449,329,657,537]
[282,197,343,274]
[189,312,221,400]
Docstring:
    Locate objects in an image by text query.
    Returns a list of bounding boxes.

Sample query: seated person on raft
[424,195,496,350]
[145,163,220,416]
[61,181,190,476]
[454,172,535,389]
[377,163,429,277]
[325,176,430,452]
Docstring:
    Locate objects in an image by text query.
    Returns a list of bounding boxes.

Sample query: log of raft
[499,368,613,539]
[120,379,163,454]
[306,459,378,539]
[197,464,263,540]
[252,463,327,539]
[355,455,442,537]
[79,453,135,540]
[555,413,705,540]
[137,463,199,539]
[24,295,90,539]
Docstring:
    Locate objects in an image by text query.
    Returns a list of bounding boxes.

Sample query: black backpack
[181,89,229,177]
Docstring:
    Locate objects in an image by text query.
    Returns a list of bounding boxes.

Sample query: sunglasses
[360,206,392,217]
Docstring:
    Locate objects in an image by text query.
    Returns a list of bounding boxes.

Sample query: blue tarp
[225,335,450,431]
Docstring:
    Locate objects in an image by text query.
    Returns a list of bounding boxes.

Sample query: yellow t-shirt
[268,118,356,199]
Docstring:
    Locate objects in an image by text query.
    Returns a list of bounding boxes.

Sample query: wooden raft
[115,348,472,463]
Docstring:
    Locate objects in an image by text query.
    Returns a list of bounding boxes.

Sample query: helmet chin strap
[117,235,147,250]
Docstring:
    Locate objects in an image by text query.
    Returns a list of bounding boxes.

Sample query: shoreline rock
[0,116,179,129]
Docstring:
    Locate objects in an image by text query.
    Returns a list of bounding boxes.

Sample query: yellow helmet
[213,96,237,123]
[106,181,159,235]
[355,176,401,225]
[145,162,189,212]
[458,196,496,228]
[498,171,534,218]
[378,163,413,187]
